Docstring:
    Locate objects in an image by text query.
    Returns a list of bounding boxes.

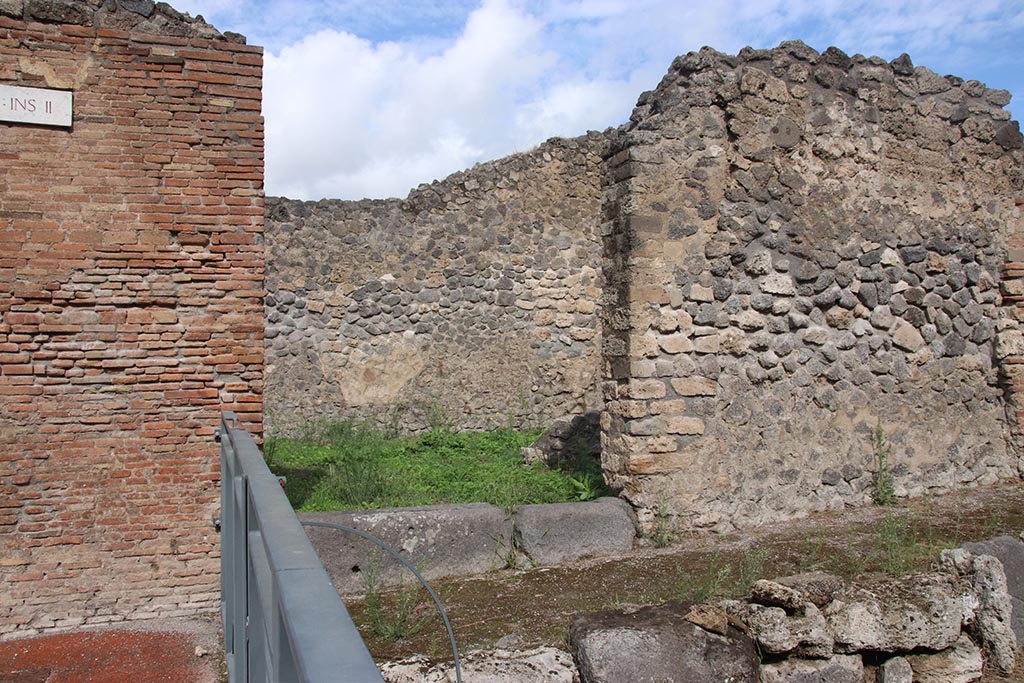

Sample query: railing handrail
[220,411,384,683]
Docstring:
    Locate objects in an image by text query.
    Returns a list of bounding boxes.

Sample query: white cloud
[182,0,1024,200]
[264,0,561,199]
[512,76,643,142]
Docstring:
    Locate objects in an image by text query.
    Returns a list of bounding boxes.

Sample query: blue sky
[173,0,1024,201]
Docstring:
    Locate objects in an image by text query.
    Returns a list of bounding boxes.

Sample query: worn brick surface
[0,6,263,638]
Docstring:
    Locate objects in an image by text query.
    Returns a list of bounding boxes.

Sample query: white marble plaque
[0,84,73,127]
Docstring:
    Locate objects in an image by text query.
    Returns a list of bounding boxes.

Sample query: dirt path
[347,481,1024,679]
[0,483,1020,681]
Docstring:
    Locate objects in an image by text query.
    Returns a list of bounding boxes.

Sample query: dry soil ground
[345,481,1024,680]
[1,483,1020,682]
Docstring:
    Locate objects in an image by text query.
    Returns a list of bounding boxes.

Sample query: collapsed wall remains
[267,41,1023,533]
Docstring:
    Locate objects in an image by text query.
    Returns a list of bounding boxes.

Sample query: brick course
[0,11,263,637]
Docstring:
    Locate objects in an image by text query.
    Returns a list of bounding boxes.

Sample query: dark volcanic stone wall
[601,42,1024,531]
[265,133,610,433]
[264,40,1023,534]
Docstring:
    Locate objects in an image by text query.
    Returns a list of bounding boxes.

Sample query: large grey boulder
[906,633,983,683]
[520,413,600,467]
[961,534,1024,647]
[725,599,833,658]
[750,579,807,611]
[878,656,913,683]
[823,573,974,653]
[570,602,759,683]
[515,497,636,565]
[759,653,863,683]
[736,579,836,658]
[772,572,845,608]
[937,548,1017,673]
[301,503,512,594]
[380,647,578,683]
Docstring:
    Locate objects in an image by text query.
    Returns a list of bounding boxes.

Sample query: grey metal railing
[218,411,385,683]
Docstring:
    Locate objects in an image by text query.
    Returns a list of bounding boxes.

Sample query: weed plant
[263,419,611,512]
[671,511,963,606]
[871,422,896,506]
[675,548,769,603]
[871,511,956,577]
[648,507,677,549]
[361,559,432,641]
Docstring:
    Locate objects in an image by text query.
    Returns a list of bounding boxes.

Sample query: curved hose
[300,520,463,683]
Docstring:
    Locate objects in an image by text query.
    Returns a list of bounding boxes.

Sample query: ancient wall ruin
[0,1,263,636]
[267,41,1023,533]
[265,134,609,433]
[601,43,1024,531]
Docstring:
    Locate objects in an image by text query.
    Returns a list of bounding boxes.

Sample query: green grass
[674,548,769,603]
[263,420,611,512]
[871,510,957,577]
[669,508,965,606]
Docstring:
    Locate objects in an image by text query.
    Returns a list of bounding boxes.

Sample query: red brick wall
[0,16,264,637]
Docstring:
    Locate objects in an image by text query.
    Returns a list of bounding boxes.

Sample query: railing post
[218,411,384,683]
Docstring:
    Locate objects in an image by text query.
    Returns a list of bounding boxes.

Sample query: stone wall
[0,1,264,637]
[266,41,1023,531]
[601,43,1024,531]
[572,544,1021,682]
[265,133,609,433]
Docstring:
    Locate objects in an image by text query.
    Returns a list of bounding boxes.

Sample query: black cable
[300,520,463,683]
